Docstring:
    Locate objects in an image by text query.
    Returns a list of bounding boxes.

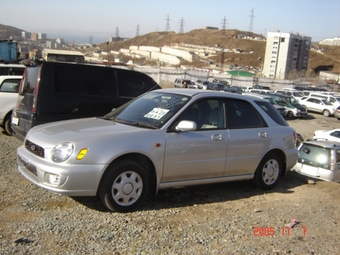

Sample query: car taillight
[293,131,297,146]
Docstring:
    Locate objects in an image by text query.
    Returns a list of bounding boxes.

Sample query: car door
[225,99,272,176]
[162,99,228,182]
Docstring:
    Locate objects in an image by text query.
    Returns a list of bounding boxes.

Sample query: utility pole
[115,27,119,38]
[165,15,171,31]
[88,35,93,45]
[248,8,254,32]
[179,18,185,34]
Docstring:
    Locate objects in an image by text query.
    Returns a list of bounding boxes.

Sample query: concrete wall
[139,46,160,52]
[130,49,151,58]
[151,52,180,65]
[161,46,193,62]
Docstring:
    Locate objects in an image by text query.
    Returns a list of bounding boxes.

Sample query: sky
[1,0,339,44]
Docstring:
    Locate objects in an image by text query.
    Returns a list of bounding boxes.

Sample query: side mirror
[175,120,197,132]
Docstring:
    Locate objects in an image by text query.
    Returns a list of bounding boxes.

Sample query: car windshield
[102,92,190,129]
[289,97,299,104]
[298,144,332,170]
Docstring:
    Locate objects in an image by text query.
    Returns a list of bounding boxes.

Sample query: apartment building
[262,31,311,79]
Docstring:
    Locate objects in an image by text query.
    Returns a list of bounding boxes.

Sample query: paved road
[287,113,339,141]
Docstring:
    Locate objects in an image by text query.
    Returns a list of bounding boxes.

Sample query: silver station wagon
[17,89,298,212]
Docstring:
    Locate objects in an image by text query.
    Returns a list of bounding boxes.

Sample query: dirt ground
[1,113,340,254]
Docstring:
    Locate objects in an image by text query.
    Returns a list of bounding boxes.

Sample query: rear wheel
[253,153,281,190]
[4,115,13,136]
[323,110,330,117]
[98,160,149,212]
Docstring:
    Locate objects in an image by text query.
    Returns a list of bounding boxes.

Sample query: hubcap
[262,159,279,185]
[112,171,143,206]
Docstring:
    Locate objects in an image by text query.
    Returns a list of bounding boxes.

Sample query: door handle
[211,134,224,141]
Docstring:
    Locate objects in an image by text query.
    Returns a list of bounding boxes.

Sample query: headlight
[51,142,74,163]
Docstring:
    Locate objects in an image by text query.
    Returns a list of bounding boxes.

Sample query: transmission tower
[88,35,93,44]
[179,18,185,33]
[221,16,228,30]
[248,8,254,32]
[115,27,119,38]
[136,24,140,37]
[165,15,171,31]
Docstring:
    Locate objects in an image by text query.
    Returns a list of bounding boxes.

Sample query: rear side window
[298,144,332,170]
[255,100,287,126]
[227,99,266,129]
[118,70,158,97]
[54,65,118,97]
[0,79,21,92]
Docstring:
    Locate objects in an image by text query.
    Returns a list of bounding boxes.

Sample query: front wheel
[323,109,330,117]
[252,153,281,190]
[98,160,149,212]
[286,111,294,119]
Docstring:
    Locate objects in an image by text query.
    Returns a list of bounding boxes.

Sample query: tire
[323,110,330,117]
[4,115,13,136]
[286,111,294,119]
[252,152,281,190]
[98,160,149,212]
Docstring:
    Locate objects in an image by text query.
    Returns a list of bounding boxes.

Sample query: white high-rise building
[262,31,311,80]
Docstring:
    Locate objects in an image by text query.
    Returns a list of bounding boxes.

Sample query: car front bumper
[17,145,105,196]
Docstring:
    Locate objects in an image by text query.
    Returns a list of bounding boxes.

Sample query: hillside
[104,29,340,74]
[1,23,339,74]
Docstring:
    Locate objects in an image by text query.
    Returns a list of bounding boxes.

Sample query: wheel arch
[97,153,157,196]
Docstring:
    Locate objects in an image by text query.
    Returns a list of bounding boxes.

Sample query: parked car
[207,83,230,92]
[174,78,197,89]
[241,86,253,92]
[211,79,229,87]
[275,90,305,101]
[299,96,335,117]
[16,88,298,212]
[11,60,161,140]
[229,86,243,94]
[292,140,340,182]
[308,93,340,108]
[313,129,340,142]
[0,75,22,135]
[268,93,308,119]
[195,79,210,90]
[249,89,272,95]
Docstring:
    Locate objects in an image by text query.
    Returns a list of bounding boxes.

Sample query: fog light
[45,173,61,185]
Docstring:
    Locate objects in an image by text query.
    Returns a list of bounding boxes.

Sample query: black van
[11,60,161,140]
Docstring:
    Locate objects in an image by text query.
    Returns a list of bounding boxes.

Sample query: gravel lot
[1,113,340,255]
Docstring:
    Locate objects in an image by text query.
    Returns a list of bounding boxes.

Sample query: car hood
[292,103,306,110]
[26,117,146,144]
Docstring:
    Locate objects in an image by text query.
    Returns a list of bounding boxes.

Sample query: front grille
[25,140,45,158]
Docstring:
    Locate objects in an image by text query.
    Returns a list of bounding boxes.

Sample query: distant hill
[0,24,23,39]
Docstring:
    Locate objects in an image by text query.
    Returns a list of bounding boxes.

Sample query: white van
[0,75,22,135]
[309,93,340,107]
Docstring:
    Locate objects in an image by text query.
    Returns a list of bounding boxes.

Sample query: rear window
[298,144,332,170]
[0,66,25,76]
[255,100,288,126]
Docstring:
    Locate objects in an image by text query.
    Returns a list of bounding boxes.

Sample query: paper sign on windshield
[144,108,170,120]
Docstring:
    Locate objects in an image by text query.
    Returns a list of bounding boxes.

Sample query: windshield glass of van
[103,92,190,128]
[298,144,331,170]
